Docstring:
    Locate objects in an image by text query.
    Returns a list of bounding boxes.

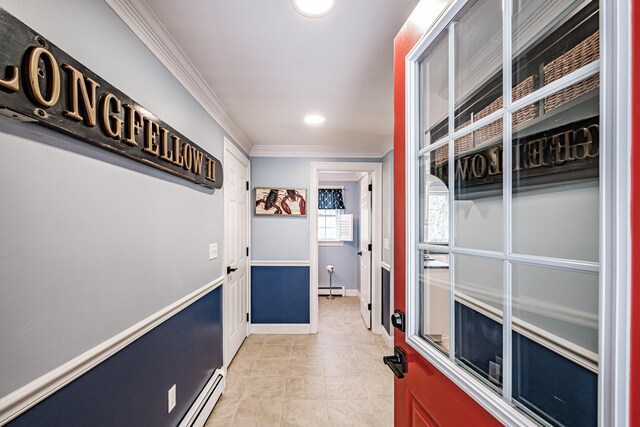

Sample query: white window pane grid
[412,0,601,419]
[318,210,342,241]
[326,216,337,228]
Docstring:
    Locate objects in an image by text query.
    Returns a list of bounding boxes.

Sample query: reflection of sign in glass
[431,117,599,198]
[0,9,222,190]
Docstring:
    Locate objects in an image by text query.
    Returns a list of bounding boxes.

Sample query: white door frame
[310,162,383,334]
[223,137,251,367]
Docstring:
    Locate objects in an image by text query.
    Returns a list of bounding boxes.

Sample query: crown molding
[250,144,385,158]
[104,0,252,153]
[381,146,394,158]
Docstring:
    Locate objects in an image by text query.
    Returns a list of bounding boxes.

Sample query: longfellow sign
[0,8,222,189]
[431,116,599,197]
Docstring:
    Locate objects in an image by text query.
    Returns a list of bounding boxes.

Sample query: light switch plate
[209,243,218,260]
[168,384,176,413]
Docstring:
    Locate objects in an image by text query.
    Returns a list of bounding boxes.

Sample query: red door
[392,5,501,426]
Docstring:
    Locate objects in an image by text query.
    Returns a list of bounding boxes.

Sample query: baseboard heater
[178,369,225,427]
[318,285,345,296]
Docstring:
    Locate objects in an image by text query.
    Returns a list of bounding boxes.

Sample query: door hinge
[246,246,249,256]
[368,183,372,192]
[368,243,372,251]
[246,313,249,322]
[246,181,249,190]
[367,303,372,311]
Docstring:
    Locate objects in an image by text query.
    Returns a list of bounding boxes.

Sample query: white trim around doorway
[310,162,384,335]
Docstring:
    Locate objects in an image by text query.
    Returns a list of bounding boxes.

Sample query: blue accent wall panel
[381,267,391,334]
[8,287,223,427]
[455,302,597,426]
[252,266,310,323]
[513,333,597,427]
[455,302,503,385]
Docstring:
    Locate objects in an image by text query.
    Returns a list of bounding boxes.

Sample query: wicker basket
[544,31,600,112]
[431,74,539,165]
[433,121,473,166]
[472,75,537,146]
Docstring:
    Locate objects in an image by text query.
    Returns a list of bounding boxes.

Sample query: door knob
[358,251,363,256]
[383,346,407,379]
[227,266,238,275]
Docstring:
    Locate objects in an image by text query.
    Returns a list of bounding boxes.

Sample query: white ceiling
[109,0,419,156]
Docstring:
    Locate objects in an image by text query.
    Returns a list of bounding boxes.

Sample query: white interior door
[359,174,372,328]
[224,140,249,365]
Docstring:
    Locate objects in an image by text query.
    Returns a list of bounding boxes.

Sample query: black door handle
[383,346,407,379]
[357,251,363,256]
[227,266,238,275]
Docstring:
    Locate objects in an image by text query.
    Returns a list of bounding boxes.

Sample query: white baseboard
[317,287,357,297]
[381,326,394,348]
[179,369,225,427]
[250,324,310,334]
[0,276,225,426]
[318,285,345,296]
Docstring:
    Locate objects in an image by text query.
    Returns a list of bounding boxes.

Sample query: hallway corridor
[206,296,393,426]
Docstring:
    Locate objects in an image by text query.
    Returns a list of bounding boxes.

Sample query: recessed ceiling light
[304,115,326,125]
[292,0,336,18]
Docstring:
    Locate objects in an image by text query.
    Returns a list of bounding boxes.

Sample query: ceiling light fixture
[292,0,336,18]
[304,115,326,125]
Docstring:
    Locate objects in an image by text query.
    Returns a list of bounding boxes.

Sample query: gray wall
[251,157,310,261]
[250,157,380,261]
[453,182,599,353]
[318,181,360,289]
[0,0,240,398]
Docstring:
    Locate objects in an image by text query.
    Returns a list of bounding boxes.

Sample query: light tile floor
[205,296,394,427]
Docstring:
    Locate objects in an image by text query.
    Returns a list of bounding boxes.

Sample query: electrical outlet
[383,238,390,250]
[209,243,218,260]
[168,384,176,413]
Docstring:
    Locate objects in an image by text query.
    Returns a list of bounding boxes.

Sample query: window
[409,0,601,425]
[318,209,340,241]
[318,188,352,242]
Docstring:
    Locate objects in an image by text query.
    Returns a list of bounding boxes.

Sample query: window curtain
[318,188,346,209]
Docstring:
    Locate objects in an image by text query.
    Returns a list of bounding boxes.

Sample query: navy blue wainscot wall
[455,302,597,427]
[513,332,597,427]
[381,267,391,334]
[8,287,223,427]
[251,266,310,323]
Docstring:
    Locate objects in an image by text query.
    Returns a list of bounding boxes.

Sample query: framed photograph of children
[254,188,307,216]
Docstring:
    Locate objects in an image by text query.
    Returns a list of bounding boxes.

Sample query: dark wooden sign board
[431,116,599,199]
[0,8,223,190]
